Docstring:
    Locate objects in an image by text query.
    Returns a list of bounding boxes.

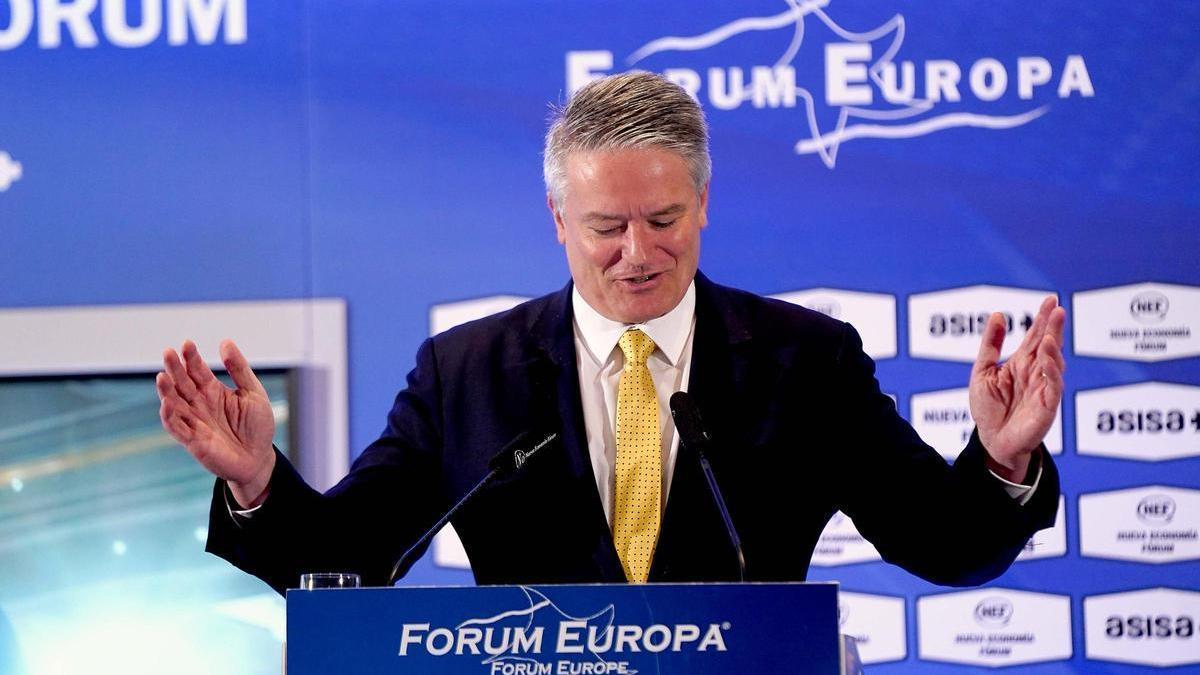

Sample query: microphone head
[488,429,560,477]
[669,391,712,449]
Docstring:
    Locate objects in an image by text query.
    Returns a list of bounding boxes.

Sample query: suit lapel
[686,272,754,454]
[651,272,754,581]
[529,282,627,582]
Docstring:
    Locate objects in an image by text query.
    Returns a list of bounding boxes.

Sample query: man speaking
[156,72,1065,593]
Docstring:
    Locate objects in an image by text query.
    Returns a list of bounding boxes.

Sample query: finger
[156,373,197,421]
[1045,332,1066,374]
[1047,305,1066,358]
[1036,356,1064,409]
[1033,338,1065,403]
[165,412,195,443]
[155,371,169,400]
[159,399,195,443]
[1039,333,1066,375]
[219,339,268,396]
[155,371,183,405]
[181,340,219,391]
[163,348,200,403]
[972,312,1007,376]
[1017,295,1057,355]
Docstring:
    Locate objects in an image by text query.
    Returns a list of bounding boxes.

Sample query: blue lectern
[287,582,844,674]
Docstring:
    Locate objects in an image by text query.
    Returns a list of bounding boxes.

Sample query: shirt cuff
[989,463,1043,506]
[224,482,265,521]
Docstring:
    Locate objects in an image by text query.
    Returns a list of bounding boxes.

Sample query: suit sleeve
[827,322,1060,586]
[204,338,448,595]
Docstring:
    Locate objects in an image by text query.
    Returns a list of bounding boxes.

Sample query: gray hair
[543,71,711,206]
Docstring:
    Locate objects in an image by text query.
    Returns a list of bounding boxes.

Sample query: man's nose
[621,222,652,263]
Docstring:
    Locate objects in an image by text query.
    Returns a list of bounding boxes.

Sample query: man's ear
[548,193,567,244]
[698,182,710,229]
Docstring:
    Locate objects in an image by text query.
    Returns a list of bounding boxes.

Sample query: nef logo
[1137,495,1177,524]
[1073,283,1200,362]
[566,0,1093,168]
[772,288,898,360]
[805,297,842,319]
[1131,292,1170,324]
[974,598,1014,627]
[1105,615,1195,640]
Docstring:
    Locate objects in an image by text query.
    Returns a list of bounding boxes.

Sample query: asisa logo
[565,0,1094,168]
[397,587,730,674]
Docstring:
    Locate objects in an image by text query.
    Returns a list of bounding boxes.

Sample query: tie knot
[618,329,656,368]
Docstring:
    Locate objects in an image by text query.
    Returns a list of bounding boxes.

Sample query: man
[156,72,1065,595]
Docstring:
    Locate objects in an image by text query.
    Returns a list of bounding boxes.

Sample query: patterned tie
[613,328,661,583]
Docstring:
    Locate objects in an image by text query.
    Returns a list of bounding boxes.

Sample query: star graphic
[0,151,22,192]
[628,0,928,169]
[778,2,932,168]
[459,586,626,671]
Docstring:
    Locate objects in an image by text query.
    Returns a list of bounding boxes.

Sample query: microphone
[669,391,746,581]
[386,429,559,586]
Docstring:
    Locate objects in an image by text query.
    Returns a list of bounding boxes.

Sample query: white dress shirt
[571,282,697,526]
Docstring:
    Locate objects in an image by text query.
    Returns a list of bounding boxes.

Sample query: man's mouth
[621,272,660,286]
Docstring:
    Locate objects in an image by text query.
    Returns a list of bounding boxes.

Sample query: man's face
[550,147,708,324]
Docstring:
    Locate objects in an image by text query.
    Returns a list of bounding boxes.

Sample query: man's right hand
[156,339,277,509]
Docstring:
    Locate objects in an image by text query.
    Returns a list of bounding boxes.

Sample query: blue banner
[286,583,840,674]
[1,1,1197,673]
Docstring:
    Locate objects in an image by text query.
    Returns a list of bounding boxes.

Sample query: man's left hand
[969,296,1067,483]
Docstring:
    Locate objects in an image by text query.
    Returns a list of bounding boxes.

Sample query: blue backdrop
[1,1,1198,672]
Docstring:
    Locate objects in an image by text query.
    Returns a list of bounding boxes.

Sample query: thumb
[219,339,268,397]
[972,312,1007,377]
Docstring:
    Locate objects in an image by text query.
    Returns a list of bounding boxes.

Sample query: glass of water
[298,572,362,590]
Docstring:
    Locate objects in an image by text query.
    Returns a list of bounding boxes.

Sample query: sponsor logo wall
[917,588,1073,667]
[1075,382,1200,461]
[1083,588,1200,668]
[2,1,1197,673]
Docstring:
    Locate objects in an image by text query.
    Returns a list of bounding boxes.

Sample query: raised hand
[156,339,277,508]
[968,296,1067,483]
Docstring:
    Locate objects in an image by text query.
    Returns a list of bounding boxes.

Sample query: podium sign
[287,582,840,674]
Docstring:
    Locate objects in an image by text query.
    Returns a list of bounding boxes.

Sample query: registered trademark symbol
[722,622,731,630]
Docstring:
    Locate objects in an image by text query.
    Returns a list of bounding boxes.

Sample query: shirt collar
[572,281,696,368]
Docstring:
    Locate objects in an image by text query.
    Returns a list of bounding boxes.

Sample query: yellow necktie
[613,328,661,583]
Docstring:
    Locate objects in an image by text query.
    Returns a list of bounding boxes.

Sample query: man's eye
[593,225,623,236]
[650,219,677,228]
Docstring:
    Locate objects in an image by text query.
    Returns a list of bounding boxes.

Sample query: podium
[286,582,852,674]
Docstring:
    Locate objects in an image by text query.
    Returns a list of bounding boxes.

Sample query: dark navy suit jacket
[207,272,1059,595]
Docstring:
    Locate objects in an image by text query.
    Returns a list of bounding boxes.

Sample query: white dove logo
[567,0,1094,168]
[0,152,22,192]
[462,587,626,672]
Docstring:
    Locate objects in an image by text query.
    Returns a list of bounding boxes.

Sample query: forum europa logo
[564,0,1094,168]
[397,587,730,674]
